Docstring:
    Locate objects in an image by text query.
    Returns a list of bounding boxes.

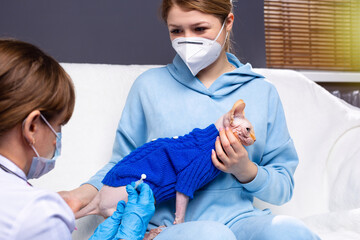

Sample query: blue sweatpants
[154,215,320,240]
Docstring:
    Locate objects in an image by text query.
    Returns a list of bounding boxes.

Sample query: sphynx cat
[75,99,256,230]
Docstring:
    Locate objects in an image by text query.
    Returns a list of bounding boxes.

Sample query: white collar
[0,154,28,182]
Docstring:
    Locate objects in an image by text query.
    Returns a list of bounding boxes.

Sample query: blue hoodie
[86,53,298,227]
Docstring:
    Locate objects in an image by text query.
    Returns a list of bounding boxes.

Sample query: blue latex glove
[115,182,155,240]
[89,201,126,240]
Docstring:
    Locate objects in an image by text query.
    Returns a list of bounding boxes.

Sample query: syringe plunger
[134,174,147,189]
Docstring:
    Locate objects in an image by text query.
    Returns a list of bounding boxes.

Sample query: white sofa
[30,63,360,239]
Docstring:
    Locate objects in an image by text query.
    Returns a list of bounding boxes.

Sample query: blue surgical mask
[27,114,62,179]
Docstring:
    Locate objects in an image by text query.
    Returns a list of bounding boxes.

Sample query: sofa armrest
[327,126,360,211]
[302,208,360,239]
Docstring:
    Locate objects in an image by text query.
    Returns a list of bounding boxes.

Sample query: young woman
[0,39,154,240]
[60,0,320,239]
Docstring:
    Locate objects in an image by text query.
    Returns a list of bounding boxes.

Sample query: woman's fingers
[225,128,244,153]
[211,149,226,172]
[212,128,248,174]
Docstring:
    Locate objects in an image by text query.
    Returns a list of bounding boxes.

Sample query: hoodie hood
[167,52,264,98]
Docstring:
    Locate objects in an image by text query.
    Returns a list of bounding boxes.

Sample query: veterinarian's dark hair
[160,0,233,52]
[0,39,75,136]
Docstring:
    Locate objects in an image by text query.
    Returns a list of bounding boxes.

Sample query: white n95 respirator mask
[172,21,228,76]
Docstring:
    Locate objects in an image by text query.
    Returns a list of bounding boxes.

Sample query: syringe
[134,174,147,189]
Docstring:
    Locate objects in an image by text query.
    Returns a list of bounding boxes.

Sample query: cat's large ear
[230,99,245,124]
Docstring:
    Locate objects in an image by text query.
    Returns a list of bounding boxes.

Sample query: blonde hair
[0,39,75,136]
[161,0,233,51]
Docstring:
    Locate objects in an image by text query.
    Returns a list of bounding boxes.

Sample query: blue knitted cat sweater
[102,124,220,203]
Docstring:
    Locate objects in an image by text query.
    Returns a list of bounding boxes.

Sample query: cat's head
[226,100,256,146]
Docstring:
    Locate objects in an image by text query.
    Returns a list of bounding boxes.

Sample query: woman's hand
[58,184,98,214]
[211,127,257,183]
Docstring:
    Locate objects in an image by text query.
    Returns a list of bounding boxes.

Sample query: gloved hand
[115,182,155,240]
[89,201,126,240]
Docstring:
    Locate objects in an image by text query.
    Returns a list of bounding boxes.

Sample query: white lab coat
[0,155,75,240]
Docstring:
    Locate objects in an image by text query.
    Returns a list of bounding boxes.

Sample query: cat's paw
[143,226,166,240]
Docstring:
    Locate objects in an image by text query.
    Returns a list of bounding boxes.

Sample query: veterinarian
[0,39,155,240]
[60,0,320,239]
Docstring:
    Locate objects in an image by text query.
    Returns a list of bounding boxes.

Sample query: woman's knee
[154,221,236,240]
[230,214,320,240]
[258,215,320,240]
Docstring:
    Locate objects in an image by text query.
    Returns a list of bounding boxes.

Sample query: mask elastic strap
[30,144,40,158]
[21,114,58,158]
[40,114,60,139]
[214,20,227,42]
[222,31,229,48]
